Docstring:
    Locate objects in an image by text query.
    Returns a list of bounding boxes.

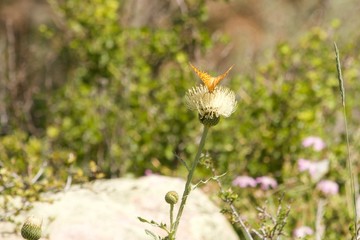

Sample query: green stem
[343,105,358,233]
[170,204,174,230]
[169,125,210,239]
[334,42,358,237]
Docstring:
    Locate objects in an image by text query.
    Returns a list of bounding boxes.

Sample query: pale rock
[0,175,239,240]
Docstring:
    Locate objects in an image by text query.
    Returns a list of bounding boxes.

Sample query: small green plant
[252,195,291,240]
[0,131,85,226]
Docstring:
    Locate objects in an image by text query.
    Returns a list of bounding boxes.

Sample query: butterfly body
[189,63,233,92]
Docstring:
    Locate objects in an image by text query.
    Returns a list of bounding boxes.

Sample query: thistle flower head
[185,85,237,126]
[186,64,237,126]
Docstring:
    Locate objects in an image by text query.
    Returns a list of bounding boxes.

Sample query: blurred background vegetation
[1,0,360,238]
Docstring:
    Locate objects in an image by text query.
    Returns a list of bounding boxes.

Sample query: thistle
[139,64,237,240]
[169,64,237,239]
[185,64,237,126]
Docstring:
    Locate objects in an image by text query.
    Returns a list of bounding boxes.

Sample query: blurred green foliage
[223,27,360,238]
[221,27,360,176]
[0,130,85,223]
[1,0,213,222]
[200,27,359,185]
[42,0,213,177]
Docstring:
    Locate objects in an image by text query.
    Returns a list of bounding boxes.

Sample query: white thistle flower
[185,85,237,125]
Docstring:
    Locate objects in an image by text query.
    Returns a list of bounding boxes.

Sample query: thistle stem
[169,125,210,239]
[170,204,174,230]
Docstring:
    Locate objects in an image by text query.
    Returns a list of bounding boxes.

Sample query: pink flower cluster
[232,176,277,190]
[299,136,339,196]
[232,176,257,188]
[302,136,326,151]
[316,180,339,196]
[256,176,278,190]
[297,158,329,181]
[293,226,314,238]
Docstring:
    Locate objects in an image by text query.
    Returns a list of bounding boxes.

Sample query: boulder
[1,175,239,240]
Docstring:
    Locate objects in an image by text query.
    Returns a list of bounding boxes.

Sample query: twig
[192,172,227,190]
[175,153,189,172]
[5,20,16,87]
[64,175,72,191]
[257,206,276,224]
[315,199,326,240]
[211,167,254,240]
[31,163,46,184]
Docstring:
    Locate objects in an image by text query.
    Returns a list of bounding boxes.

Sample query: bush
[43,0,216,177]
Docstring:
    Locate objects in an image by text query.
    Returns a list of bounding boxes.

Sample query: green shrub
[210,27,360,177]
[43,0,212,176]
[0,130,85,222]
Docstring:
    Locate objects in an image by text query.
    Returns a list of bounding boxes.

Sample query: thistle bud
[165,191,179,205]
[21,216,42,240]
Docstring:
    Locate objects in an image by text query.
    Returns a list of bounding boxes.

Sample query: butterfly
[189,63,234,93]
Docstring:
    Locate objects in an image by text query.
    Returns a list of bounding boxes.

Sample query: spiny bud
[199,115,220,127]
[21,216,42,240]
[165,191,179,205]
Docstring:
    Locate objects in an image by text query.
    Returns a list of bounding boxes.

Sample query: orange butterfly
[189,63,234,93]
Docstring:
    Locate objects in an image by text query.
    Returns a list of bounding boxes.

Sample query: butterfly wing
[189,63,214,91]
[212,65,234,89]
[190,63,234,92]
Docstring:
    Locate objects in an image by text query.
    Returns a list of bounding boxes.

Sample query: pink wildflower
[297,159,329,182]
[302,136,326,151]
[232,176,257,188]
[316,180,339,196]
[308,159,329,181]
[293,226,314,238]
[144,169,153,176]
[298,158,312,172]
[255,176,278,190]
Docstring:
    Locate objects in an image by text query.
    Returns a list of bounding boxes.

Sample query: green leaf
[145,229,160,240]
